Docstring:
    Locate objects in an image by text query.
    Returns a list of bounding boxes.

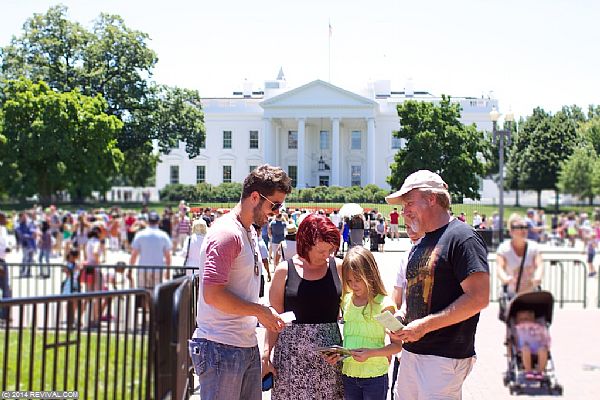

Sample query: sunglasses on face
[511,224,529,230]
[259,193,282,212]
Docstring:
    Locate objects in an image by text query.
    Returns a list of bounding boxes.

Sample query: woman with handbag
[497,213,544,302]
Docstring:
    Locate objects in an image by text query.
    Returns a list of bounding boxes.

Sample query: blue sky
[2,0,599,121]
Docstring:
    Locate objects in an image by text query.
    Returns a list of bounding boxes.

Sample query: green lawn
[0,328,150,400]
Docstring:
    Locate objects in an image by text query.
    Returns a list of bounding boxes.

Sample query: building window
[288,131,298,149]
[391,133,402,150]
[170,165,179,184]
[351,131,362,150]
[196,165,206,183]
[288,165,297,187]
[351,165,361,186]
[320,130,329,150]
[223,130,232,149]
[199,133,206,149]
[319,175,329,187]
[223,165,232,183]
[249,165,257,173]
[249,130,259,149]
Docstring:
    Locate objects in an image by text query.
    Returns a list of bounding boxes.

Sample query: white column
[275,124,281,167]
[331,117,340,186]
[367,117,376,185]
[297,118,306,188]
[263,118,272,165]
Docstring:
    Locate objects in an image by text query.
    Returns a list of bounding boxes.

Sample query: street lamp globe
[489,107,500,122]
[505,110,514,123]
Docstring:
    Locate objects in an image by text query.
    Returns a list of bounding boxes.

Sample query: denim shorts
[342,373,388,400]
[188,338,261,400]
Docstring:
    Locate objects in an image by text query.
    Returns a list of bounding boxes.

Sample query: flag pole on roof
[328,19,332,83]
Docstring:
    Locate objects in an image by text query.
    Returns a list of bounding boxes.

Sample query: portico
[260,80,378,188]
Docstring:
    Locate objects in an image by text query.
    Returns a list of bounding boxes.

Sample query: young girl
[327,246,402,399]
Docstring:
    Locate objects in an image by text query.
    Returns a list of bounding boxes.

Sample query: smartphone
[262,372,274,391]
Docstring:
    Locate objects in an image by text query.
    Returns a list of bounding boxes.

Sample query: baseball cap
[385,170,448,205]
[148,211,160,223]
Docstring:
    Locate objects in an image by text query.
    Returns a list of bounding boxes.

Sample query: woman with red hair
[262,213,344,399]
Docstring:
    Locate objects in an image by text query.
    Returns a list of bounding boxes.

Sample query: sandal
[525,371,536,380]
[534,371,545,380]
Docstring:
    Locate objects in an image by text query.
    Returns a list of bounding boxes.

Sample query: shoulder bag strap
[183,235,192,266]
[515,242,528,293]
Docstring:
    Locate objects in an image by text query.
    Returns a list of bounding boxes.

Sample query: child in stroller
[514,309,550,380]
[503,290,563,395]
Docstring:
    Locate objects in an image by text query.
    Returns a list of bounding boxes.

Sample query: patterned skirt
[272,322,344,400]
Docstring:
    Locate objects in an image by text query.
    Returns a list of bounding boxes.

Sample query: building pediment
[260,80,377,109]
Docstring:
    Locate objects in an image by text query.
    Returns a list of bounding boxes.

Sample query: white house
[155,72,498,192]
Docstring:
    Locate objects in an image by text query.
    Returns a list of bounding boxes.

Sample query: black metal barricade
[172,275,197,400]
[152,275,197,400]
[3,263,196,298]
[0,289,153,400]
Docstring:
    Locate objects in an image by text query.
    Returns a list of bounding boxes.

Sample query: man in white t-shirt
[329,210,342,230]
[189,164,293,400]
[129,211,172,289]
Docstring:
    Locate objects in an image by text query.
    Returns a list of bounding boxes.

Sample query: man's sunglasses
[259,193,283,212]
[510,224,529,230]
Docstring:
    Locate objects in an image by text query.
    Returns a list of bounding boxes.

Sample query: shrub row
[159,183,391,203]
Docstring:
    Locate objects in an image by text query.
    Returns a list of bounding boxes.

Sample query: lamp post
[490,106,514,243]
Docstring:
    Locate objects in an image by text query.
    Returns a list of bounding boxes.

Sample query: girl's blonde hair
[341,246,387,315]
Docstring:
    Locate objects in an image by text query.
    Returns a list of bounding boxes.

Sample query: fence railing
[2,263,197,298]
[487,258,588,308]
[0,290,153,400]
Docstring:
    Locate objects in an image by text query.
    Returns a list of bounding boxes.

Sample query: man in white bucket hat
[386,170,490,400]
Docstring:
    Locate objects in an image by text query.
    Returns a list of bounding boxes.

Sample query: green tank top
[341,293,393,378]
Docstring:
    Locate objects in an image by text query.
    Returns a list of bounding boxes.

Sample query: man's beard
[407,218,420,233]
[252,204,266,227]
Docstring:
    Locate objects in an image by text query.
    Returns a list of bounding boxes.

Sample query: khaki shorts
[390,224,399,233]
[394,350,475,400]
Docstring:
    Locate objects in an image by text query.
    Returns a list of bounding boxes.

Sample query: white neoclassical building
[156,73,498,191]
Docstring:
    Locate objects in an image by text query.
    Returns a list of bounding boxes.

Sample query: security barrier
[2,263,196,298]
[487,258,588,308]
[0,290,153,400]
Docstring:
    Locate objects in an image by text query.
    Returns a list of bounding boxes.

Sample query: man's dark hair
[241,164,292,199]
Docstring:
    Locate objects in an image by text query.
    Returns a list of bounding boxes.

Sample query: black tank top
[284,257,342,324]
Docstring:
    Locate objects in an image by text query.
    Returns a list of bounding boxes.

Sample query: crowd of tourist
[1,164,599,398]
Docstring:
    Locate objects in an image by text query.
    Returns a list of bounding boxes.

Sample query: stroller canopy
[506,290,554,325]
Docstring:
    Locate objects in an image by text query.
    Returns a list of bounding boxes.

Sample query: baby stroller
[502,290,563,395]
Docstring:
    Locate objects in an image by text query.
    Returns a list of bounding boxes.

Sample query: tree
[580,117,600,155]
[0,5,205,187]
[516,107,581,208]
[557,145,597,204]
[387,95,489,200]
[0,79,123,203]
[0,5,89,92]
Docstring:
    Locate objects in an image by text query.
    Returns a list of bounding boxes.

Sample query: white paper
[373,310,404,332]
[279,311,296,324]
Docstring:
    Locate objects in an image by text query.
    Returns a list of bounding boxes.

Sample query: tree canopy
[0,78,123,202]
[387,96,489,200]
[557,145,597,204]
[0,5,205,189]
[505,107,582,207]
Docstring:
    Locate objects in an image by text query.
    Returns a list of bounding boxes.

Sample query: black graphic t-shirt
[403,218,489,358]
